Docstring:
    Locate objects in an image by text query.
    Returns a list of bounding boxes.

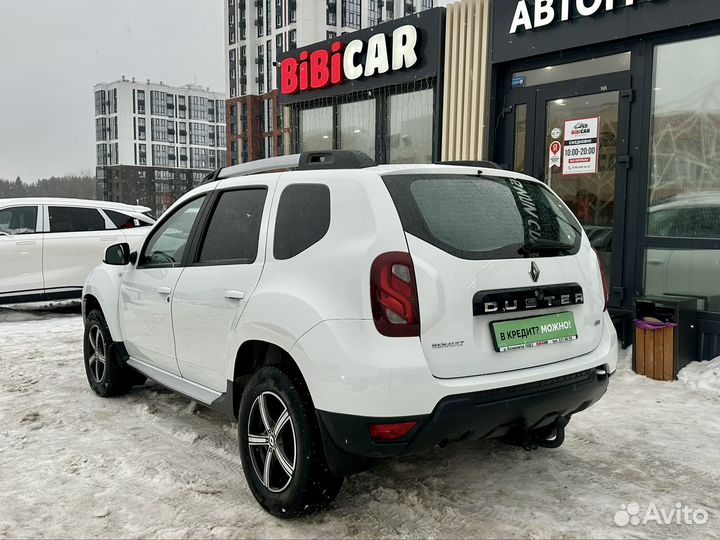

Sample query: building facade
[488,0,720,356]
[224,0,435,164]
[94,78,226,214]
[277,8,446,164]
[243,0,720,361]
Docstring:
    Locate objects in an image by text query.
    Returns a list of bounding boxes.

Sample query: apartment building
[94,77,226,214]
[224,0,435,164]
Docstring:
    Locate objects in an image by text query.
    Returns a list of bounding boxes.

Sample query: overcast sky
[0,0,224,182]
[0,0,455,183]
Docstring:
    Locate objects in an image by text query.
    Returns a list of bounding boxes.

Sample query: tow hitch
[502,416,569,451]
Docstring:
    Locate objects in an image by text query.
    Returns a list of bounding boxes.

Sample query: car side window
[49,206,106,233]
[273,184,331,260]
[197,188,267,265]
[0,206,37,235]
[141,196,206,267]
[104,209,150,229]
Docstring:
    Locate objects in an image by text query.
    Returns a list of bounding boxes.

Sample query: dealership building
[268,0,720,359]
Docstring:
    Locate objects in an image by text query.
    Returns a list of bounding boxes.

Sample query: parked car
[82,152,618,517]
[0,198,153,304]
[646,192,720,302]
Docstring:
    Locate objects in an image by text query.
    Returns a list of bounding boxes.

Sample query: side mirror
[104,243,130,265]
[129,251,138,265]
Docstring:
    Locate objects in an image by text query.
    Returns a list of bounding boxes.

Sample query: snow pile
[678,357,720,396]
[2,308,720,538]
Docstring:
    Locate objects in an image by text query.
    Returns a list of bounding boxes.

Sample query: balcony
[167,103,175,109]
[254,0,262,6]
[255,76,263,83]
[167,128,175,135]
[178,104,186,111]
[255,56,264,64]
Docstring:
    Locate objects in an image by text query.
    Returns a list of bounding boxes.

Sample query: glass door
[539,91,620,281]
[532,77,632,306]
[496,70,632,307]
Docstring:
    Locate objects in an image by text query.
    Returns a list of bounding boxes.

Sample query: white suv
[0,198,153,305]
[82,152,618,517]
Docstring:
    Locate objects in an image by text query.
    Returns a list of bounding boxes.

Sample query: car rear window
[382,174,582,260]
[104,209,152,229]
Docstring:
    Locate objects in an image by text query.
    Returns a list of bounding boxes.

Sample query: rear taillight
[370,252,420,337]
[596,252,609,312]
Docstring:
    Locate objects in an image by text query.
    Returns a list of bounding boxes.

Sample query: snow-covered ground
[1,305,719,539]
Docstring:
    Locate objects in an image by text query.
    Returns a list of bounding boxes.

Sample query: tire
[238,366,343,518]
[83,309,139,397]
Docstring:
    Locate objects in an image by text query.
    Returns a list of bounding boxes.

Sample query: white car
[0,198,153,304]
[646,193,720,303]
[82,152,618,517]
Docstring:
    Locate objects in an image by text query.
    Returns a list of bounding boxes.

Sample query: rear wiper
[518,239,574,255]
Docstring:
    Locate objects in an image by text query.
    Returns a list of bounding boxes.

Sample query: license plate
[491,312,578,352]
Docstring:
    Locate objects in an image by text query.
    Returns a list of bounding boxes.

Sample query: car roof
[649,193,720,212]
[216,163,540,186]
[0,197,151,214]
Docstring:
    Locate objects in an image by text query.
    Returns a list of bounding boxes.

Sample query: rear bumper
[317,366,609,473]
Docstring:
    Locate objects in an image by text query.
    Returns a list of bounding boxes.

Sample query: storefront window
[339,99,376,159]
[299,106,333,152]
[645,248,720,306]
[645,34,720,306]
[512,53,630,88]
[388,89,433,164]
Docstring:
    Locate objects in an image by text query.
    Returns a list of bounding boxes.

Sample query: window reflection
[339,99,376,159]
[647,34,720,240]
[299,106,332,152]
[388,89,434,164]
[645,34,720,310]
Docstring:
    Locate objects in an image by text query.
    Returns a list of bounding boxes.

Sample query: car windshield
[382,174,582,260]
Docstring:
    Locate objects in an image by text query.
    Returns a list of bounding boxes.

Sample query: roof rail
[216,153,301,180]
[435,160,502,169]
[205,151,377,183]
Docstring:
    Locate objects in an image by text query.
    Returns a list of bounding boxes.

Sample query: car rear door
[382,171,607,379]
[43,205,121,295]
[0,204,44,301]
[172,181,273,391]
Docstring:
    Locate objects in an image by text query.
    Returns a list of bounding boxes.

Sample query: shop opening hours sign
[562,116,599,175]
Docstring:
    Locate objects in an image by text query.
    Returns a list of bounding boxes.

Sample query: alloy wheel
[87,325,106,383]
[247,391,297,493]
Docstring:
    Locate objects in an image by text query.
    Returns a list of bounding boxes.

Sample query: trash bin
[633,297,698,381]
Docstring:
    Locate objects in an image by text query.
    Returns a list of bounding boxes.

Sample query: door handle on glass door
[224,290,245,300]
[157,286,172,294]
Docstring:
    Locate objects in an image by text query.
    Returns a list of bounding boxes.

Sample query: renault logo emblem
[530,261,540,283]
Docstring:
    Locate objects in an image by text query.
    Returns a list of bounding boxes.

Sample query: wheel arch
[231,340,312,420]
[82,265,124,341]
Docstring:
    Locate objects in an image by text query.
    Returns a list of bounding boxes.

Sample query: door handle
[16,241,35,246]
[224,290,245,300]
[101,237,118,242]
[157,286,172,295]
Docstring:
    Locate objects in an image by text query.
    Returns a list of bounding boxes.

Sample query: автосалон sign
[509,0,653,34]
